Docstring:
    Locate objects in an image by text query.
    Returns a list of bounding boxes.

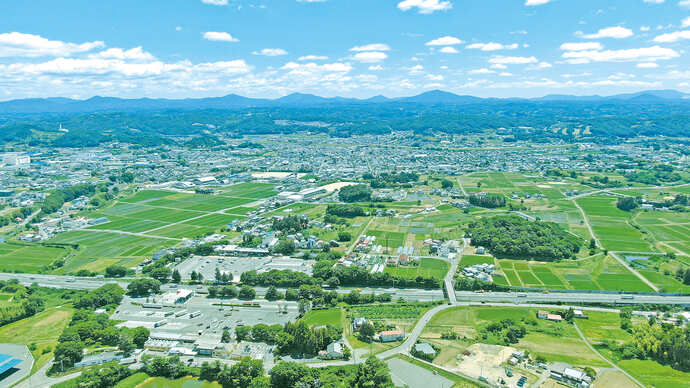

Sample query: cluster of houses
[461,263,495,283]
[352,317,405,343]
[18,216,108,242]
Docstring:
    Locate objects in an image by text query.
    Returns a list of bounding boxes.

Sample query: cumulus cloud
[397,0,452,14]
[201,0,228,5]
[465,42,518,51]
[562,46,679,63]
[352,52,388,63]
[637,62,659,68]
[579,26,634,39]
[653,30,690,42]
[298,55,328,61]
[560,42,603,51]
[90,47,154,61]
[643,0,664,3]
[253,48,288,56]
[488,56,538,65]
[525,0,551,5]
[0,32,104,58]
[683,17,690,27]
[425,36,464,46]
[203,31,239,42]
[439,47,459,54]
[349,43,391,52]
[469,68,495,74]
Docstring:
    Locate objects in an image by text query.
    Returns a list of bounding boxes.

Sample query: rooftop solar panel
[0,358,21,375]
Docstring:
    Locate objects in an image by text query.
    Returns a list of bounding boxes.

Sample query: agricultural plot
[0,242,69,273]
[576,196,654,252]
[635,211,690,256]
[220,182,277,199]
[367,230,405,250]
[497,255,653,292]
[384,258,449,281]
[421,306,607,368]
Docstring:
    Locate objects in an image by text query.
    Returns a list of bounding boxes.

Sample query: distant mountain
[0,89,688,114]
[396,90,485,105]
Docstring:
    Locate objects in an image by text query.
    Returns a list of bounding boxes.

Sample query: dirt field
[447,343,530,387]
[595,370,638,388]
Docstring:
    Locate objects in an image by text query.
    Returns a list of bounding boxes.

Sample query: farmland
[43,184,274,274]
[0,242,70,273]
[385,258,449,282]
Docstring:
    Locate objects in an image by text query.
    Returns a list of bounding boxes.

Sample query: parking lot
[112,294,299,339]
[174,255,315,282]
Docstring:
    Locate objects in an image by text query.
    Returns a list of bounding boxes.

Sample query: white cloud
[636,62,659,68]
[253,48,288,56]
[560,42,603,51]
[525,0,550,6]
[466,42,518,51]
[408,64,424,74]
[490,64,507,69]
[203,31,239,42]
[681,0,690,8]
[439,46,459,54]
[368,65,383,71]
[562,46,679,63]
[580,26,634,39]
[683,17,690,27]
[469,68,495,74]
[352,52,388,63]
[425,36,464,46]
[350,43,391,52]
[427,74,444,81]
[397,0,452,14]
[90,47,154,61]
[531,61,553,69]
[653,30,690,42]
[297,0,327,2]
[175,26,183,31]
[499,72,513,77]
[488,56,538,65]
[298,55,328,61]
[201,0,228,5]
[281,61,352,74]
[643,0,664,3]
[0,32,104,58]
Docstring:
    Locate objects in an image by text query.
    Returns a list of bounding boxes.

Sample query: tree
[54,341,84,368]
[352,357,394,388]
[239,285,256,300]
[265,286,281,301]
[617,197,638,212]
[298,299,310,315]
[222,329,231,343]
[326,276,340,289]
[118,335,135,355]
[274,240,296,256]
[589,238,596,249]
[208,286,219,298]
[105,265,127,278]
[342,346,352,361]
[338,231,352,242]
[441,179,454,189]
[131,327,150,348]
[171,269,181,284]
[684,269,690,286]
[338,184,372,202]
[359,322,376,342]
[151,267,171,282]
[235,326,251,341]
[127,278,160,296]
[270,361,312,388]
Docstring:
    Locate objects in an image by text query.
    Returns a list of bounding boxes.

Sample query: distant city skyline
[2,0,690,100]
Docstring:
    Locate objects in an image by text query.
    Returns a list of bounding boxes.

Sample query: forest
[467,215,582,261]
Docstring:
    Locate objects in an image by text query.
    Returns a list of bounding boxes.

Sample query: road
[13,359,81,388]
[573,322,645,388]
[610,252,659,292]
[3,273,689,305]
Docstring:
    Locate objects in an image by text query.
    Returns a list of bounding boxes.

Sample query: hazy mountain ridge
[1,89,688,114]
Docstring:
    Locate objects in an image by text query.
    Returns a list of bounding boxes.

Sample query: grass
[300,308,343,329]
[139,376,222,388]
[384,258,449,281]
[114,373,151,388]
[0,306,74,373]
[421,306,608,368]
[0,242,70,273]
[458,255,495,268]
[618,359,690,388]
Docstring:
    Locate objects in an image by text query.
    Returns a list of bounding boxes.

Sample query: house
[353,317,367,330]
[476,246,485,254]
[547,314,563,322]
[537,310,549,320]
[319,341,345,359]
[398,254,410,266]
[413,343,436,357]
[378,330,404,343]
[573,310,589,319]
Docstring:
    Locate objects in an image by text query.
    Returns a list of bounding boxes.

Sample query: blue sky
[1,0,690,100]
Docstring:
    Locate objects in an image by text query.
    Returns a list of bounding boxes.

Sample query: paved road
[453,290,690,305]
[13,360,81,388]
[573,322,645,388]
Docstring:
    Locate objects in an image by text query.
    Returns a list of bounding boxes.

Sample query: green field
[0,242,70,273]
[0,306,75,373]
[300,308,343,329]
[576,196,654,252]
[422,306,608,368]
[498,255,654,292]
[384,258,449,281]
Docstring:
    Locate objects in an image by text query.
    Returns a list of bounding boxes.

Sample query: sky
[1,0,690,100]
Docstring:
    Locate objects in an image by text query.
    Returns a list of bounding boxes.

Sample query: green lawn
[0,306,74,373]
[300,308,343,329]
[385,258,449,281]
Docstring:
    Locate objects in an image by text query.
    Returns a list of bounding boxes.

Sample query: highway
[2,273,689,305]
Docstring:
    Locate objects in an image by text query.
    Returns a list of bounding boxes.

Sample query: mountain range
[0,89,688,114]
